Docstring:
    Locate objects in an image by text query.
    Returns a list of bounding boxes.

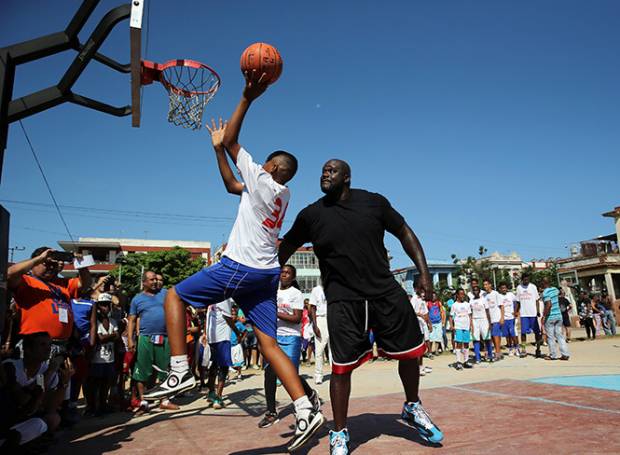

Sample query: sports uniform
[516,283,541,335]
[485,290,503,337]
[174,148,288,338]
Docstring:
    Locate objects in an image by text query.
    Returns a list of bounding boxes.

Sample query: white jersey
[498,292,517,320]
[207,299,233,343]
[470,297,489,320]
[485,290,503,323]
[452,301,472,330]
[2,358,59,390]
[224,147,290,269]
[309,285,327,317]
[92,319,117,364]
[277,286,305,336]
[516,283,540,317]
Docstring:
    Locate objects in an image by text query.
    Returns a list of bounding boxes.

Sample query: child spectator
[427,292,445,356]
[87,296,119,416]
[451,289,473,370]
[205,299,240,409]
[229,306,247,380]
[577,291,595,340]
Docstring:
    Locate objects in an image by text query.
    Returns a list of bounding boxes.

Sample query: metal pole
[118,262,122,286]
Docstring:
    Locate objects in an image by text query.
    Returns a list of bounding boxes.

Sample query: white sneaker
[143,370,196,401]
[315,375,323,385]
[424,366,433,374]
[287,409,325,451]
[419,367,426,376]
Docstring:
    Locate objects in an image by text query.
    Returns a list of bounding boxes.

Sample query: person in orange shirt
[7,246,93,344]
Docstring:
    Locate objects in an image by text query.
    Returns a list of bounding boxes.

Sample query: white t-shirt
[516,283,540,317]
[224,147,290,269]
[470,297,489,320]
[92,319,117,364]
[485,290,503,323]
[310,285,327,317]
[2,358,59,390]
[467,289,487,301]
[411,295,428,317]
[498,292,517,320]
[277,286,305,337]
[452,301,472,330]
[207,299,233,343]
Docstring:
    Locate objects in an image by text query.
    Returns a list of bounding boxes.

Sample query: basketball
[240,42,283,85]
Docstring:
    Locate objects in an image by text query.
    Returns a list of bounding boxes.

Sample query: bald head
[321,159,351,195]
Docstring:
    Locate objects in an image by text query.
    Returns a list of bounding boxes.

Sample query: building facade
[392,262,458,295]
[58,237,211,278]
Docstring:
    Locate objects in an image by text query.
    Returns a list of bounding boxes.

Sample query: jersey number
[262,198,288,229]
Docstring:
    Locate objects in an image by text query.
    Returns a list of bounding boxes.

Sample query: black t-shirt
[559,296,570,313]
[283,189,406,303]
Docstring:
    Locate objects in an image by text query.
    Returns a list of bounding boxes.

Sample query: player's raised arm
[207,118,243,195]
[222,70,269,164]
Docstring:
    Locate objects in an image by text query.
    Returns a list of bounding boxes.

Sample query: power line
[18,120,76,244]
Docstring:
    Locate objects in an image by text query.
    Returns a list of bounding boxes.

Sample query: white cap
[97,293,113,302]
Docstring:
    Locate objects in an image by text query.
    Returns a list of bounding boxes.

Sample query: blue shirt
[542,287,561,322]
[71,298,94,341]
[428,302,442,324]
[129,289,168,336]
[230,321,246,346]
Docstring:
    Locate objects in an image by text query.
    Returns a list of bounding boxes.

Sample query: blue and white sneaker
[400,401,444,444]
[329,429,350,455]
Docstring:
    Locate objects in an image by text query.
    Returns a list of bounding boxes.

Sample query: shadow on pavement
[228,413,442,454]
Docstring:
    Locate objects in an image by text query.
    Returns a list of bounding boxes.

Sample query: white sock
[170,355,189,373]
[294,395,312,419]
[463,348,470,362]
[455,350,462,363]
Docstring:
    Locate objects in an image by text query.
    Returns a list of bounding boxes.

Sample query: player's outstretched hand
[243,69,269,101]
[206,118,227,149]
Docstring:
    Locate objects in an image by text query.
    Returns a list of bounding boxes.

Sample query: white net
[161,62,220,130]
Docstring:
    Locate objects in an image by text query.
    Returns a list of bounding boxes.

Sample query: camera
[49,251,75,262]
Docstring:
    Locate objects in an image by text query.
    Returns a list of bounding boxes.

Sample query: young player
[451,289,473,370]
[411,289,432,375]
[515,273,542,358]
[143,74,324,451]
[259,265,319,428]
[470,288,493,363]
[483,279,504,361]
[498,282,519,356]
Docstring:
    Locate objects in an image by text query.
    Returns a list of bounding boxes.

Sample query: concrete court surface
[50,332,620,454]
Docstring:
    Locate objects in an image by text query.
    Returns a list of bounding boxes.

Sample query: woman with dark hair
[258,265,319,428]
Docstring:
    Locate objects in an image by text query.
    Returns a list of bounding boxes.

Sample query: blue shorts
[209,341,232,368]
[502,319,516,337]
[455,329,471,344]
[491,322,503,337]
[175,256,280,339]
[520,316,540,335]
[277,335,302,370]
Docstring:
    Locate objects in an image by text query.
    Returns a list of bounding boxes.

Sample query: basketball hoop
[141,59,221,130]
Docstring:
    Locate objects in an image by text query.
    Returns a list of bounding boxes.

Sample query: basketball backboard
[130,0,145,127]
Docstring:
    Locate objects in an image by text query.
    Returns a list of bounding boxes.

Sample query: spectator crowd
[0,247,617,452]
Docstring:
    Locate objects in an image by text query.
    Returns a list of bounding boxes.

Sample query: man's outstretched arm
[222,71,269,164]
[207,118,243,195]
[396,223,433,297]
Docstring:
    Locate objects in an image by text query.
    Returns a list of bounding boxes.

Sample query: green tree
[520,262,559,288]
[110,247,206,298]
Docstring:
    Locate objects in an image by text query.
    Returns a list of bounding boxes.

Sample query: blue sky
[2,0,619,267]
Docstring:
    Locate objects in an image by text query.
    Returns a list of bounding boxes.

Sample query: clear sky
[2,0,619,267]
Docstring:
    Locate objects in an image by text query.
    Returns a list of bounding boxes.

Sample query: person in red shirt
[8,247,93,344]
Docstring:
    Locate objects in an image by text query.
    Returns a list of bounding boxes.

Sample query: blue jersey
[428,302,443,324]
[129,289,168,336]
[71,298,94,341]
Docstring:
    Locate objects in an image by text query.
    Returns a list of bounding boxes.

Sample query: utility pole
[8,245,24,262]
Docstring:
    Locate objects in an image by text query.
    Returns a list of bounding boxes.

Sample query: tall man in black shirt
[279,159,443,453]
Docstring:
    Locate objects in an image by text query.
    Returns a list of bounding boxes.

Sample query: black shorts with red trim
[327,286,425,375]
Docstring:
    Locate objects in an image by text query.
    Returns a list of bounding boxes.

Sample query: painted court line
[448,385,620,415]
